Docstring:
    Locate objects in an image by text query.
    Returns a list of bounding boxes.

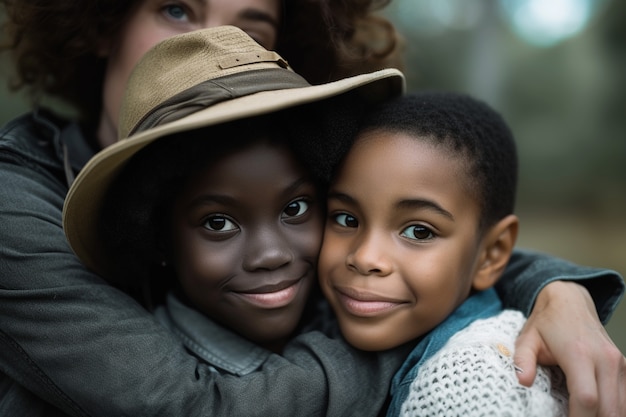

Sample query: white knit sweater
[400,310,569,417]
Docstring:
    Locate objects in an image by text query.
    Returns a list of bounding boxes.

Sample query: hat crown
[118,26,290,139]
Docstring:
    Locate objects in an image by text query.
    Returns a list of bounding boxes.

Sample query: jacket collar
[31,109,95,186]
[156,293,271,376]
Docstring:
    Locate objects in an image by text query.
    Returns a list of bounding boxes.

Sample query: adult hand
[514,280,625,417]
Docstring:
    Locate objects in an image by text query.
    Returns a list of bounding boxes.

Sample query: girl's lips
[335,287,407,317]
[233,279,303,309]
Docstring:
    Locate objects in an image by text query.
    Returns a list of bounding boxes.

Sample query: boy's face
[319,130,485,351]
[169,139,322,350]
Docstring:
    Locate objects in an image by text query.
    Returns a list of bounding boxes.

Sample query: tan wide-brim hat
[63,25,405,275]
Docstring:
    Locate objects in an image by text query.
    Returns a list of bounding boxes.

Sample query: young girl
[318,92,605,416]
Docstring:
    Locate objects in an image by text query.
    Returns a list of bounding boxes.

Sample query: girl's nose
[242,226,293,271]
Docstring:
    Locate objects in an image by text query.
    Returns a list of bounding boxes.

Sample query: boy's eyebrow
[396,199,454,220]
[327,191,356,205]
[328,191,455,221]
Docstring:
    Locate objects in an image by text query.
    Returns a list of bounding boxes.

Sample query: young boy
[318,92,569,416]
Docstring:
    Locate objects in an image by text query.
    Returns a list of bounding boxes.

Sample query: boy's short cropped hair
[357,92,518,232]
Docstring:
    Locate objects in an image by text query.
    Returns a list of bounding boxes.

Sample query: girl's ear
[153,223,173,268]
[472,214,519,291]
[97,36,113,58]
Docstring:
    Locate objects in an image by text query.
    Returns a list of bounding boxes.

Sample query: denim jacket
[0,111,623,417]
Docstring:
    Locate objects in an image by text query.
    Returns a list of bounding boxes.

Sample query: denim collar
[387,288,502,416]
[155,293,271,376]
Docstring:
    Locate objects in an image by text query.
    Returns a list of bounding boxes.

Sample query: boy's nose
[346,233,392,277]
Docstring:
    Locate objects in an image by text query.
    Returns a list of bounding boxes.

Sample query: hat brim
[63,68,404,275]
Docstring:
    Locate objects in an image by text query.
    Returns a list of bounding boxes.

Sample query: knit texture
[400,310,568,417]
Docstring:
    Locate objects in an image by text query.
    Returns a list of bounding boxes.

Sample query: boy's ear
[472,214,519,291]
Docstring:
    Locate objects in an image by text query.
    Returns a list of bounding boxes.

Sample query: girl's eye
[203,215,238,232]
[334,213,358,228]
[282,199,309,218]
[401,225,435,241]
[163,4,189,21]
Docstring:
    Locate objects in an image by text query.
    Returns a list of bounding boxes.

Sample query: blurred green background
[380,0,625,352]
[0,0,624,351]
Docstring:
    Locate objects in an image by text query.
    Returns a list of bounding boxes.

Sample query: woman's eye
[203,216,237,232]
[334,213,358,228]
[282,199,309,218]
[163,4,189,21]
[401,225,434,241]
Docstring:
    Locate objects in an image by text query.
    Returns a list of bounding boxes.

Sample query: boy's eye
[334,213,358,228]
[203,215,238,232]
[282,199,309,218]
[401,225,434,241]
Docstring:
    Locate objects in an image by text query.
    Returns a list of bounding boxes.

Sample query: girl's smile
[232,277,307,309]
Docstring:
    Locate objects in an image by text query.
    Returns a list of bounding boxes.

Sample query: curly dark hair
[355,92,518,232]
[0,0,401,124]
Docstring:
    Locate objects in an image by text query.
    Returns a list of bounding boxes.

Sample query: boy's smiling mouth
[334,286,408,317]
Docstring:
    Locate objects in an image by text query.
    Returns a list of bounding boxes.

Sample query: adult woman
[0,1,624,416]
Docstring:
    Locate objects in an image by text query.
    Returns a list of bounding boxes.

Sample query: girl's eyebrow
[284,177,315,195]
[186,177,314,209]
[187,194,237,209]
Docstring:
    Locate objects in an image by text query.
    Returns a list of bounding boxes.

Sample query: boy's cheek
[318,234,345,281]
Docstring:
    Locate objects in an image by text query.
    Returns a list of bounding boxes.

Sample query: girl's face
[99,0,280,147]
[318,130,486,351]
[169,139,323,351]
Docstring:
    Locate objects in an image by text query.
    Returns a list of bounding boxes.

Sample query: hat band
[130,69,311,136]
